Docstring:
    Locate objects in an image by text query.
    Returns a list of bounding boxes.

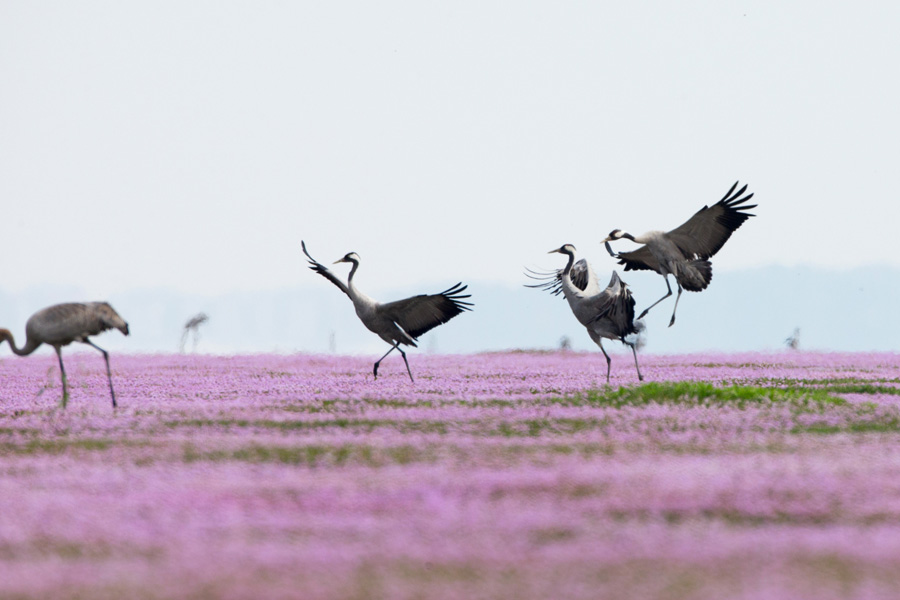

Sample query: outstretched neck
[0,329,40,356]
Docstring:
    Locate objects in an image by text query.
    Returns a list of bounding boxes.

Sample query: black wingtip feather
[719,181,740,202]
[440,282,474,310]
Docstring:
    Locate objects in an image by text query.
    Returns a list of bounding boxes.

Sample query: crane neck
[0,329,41,356]
[622,232,649,244]
[345,259,360,284]
[561,250,576,277]
[344,258,363,300]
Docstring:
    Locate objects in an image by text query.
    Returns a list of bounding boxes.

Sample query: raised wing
[665,181,757,260]
[301,240,350,298]
[589,272,641,338]
[380,283,473,339]
[523,258,590,296]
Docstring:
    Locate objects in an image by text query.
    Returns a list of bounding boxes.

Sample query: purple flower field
[2,351,900,599]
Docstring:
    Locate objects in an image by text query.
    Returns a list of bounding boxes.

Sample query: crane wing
[614,246,662,274]
[664,181,757,260]
[588,272,641,338]
[301,240,350,298]
[580,271,621,318]
[380,283,473,340]
[523,259,590,296]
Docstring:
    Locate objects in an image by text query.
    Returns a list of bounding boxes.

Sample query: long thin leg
[626,341,643,381]
[637,276,673,321]
[373,345,397,379]
[85,339,117,408]
[54,346,69,408]
[598,339,612,383]
[397,347,414,383]
[668,282,683,328]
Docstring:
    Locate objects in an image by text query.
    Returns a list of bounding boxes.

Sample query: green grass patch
[182,442,429,467]
[792,420,900,435]
[825,384,900,396]
[570,382,845,409]
[0,438,114,455]
[0,437,154,456]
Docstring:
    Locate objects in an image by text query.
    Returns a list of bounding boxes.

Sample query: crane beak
[547,248,561,254]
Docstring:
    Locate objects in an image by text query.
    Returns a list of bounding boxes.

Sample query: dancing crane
[526,244,644,382]
[302,241,472,382]
[0,302,129,407]
[602,180,756,327]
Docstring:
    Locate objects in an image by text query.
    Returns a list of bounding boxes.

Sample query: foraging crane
[301,241,472,382]
[602,181,756,327]
[526,244,644,382]
[0,302,129,408]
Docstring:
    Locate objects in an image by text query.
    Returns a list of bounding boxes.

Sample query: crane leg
[637,276,673,321]
[398,347,415,383]
[598,339,612,383]
[373,345,397,379]
[626,341,643,381]
[85,340,117,408]
[54,347,69,409]
[668,282,683,327]
[373,344,415,382]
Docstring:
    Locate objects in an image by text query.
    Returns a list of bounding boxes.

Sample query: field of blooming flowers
[2,350,900,599]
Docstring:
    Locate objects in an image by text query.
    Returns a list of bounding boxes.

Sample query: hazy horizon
[3,263,898,359]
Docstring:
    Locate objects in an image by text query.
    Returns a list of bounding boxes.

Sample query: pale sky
[3,2,899,300]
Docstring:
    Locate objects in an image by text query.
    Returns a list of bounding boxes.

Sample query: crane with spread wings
[602,181,756,327]
[301,241,472,382]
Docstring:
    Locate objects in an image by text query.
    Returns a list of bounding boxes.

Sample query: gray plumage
[0,302,130,408]
[603,180,756,327]
[527,244,643,383]
[302,241,472,382]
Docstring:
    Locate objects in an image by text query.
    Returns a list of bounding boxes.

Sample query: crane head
[548,244,576,255]
[602,229,627,243]
[333,252,360,265]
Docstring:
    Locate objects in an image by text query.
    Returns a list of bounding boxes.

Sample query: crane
[526,244,644,382]
[179,312,209,353]
[602,181,756,327]
[0,302,129,408]
[301,241,472,382]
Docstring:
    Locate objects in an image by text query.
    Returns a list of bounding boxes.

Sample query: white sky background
[2,2,899,300]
